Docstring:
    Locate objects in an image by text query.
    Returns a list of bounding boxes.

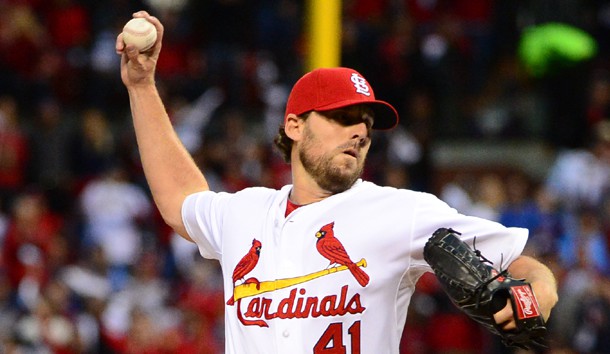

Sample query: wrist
[530,280,558,321]
[132,79,155,88]
[127,82,158,95]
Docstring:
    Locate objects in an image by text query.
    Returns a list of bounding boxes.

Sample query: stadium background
[1,0,610,353]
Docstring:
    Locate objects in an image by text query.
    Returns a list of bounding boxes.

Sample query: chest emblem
[315,222,369,287]
[227,222,368,327]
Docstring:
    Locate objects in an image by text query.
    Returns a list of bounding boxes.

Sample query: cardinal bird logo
[227,238,262,305]
[315,222,369,287]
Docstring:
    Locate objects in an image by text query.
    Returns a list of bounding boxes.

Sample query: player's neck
[289,168,333,205]
[288,183,331,205]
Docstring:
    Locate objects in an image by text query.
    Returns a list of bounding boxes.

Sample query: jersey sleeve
[410,192,528,271]
[182,190,231,260]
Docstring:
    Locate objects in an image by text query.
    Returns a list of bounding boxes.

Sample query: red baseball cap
[285,67,399,130]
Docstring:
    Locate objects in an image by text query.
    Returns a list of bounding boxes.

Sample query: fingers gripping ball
[122,18,157,52]
[423,228,547,349]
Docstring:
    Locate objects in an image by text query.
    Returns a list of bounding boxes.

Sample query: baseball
[122,18,157,52]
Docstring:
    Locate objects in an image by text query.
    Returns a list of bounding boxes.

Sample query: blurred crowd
[1,0,610,353]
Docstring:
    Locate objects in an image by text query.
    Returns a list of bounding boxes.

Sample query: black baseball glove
[423,228,547,349]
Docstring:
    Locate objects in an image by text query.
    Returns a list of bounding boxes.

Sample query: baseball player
[116,12,558,354]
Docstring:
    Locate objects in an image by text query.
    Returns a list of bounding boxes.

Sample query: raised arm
[116,11,207,241]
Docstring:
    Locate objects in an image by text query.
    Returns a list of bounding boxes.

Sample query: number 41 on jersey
[314,321,361,354]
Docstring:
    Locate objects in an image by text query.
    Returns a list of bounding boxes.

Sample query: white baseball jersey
[182,179,528,354]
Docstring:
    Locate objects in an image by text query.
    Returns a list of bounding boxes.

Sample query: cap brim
[369,102,399,130]
[315,99,399,130]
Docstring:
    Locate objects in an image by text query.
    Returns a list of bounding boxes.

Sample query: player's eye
[324,106,374,129]
[326,112,359,126]
[362,113,374,130]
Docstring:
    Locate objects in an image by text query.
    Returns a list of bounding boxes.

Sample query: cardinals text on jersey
[226,221,369,328]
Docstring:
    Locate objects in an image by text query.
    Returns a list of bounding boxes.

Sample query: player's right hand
[116,11,164,88]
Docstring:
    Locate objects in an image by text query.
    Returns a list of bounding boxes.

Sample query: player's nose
[349,122,370,144]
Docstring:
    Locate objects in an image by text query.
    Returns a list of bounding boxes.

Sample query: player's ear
[284,113,303,141]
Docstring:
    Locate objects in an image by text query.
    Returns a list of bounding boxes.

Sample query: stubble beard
[299,130,366,194]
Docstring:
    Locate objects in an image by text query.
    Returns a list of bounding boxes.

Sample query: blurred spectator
[87,25,125,111]
[27,96,75,213]
[151,7,195,83]
[586,71,610,128]
[173,87,225,154]
[545,119,610,210]
[2,191,64,310]
[374,17,417,105]
[45,0,90,51]
[551,243,610,352]
[0,3,46,92]
[121,308,165,353]
[401,89,435,192]
[174,257,224,354]
[559,206,610,276]
[69,108,117,190]
[79,165,152,291]
[101,251,180,352]
[40,0,92,105]
[523,185,564,259]
[468,173,506,221]
[13,293,79,353]
[0,95,29,212]
[467,55,539,139]
[60,245,112,353]
[498,172,541,233]
[551,243,604,350]
[440,173,478,214]
[176,256,223,310]
[570,286,610,353]
[383,163,411,189]
[201,108,264,192]
[172,307,222,354]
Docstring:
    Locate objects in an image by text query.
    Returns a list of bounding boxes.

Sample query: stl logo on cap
[350,73,371,97]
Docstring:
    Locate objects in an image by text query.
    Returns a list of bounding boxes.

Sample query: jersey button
[282,329,290,338]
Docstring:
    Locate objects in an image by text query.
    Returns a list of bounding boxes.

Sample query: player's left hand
[493,277,557,330]
[116,11,164,88]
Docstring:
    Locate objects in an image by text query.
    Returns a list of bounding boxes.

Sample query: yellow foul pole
[306,0,342,71]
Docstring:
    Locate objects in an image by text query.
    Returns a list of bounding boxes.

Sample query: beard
[298,128,366,194]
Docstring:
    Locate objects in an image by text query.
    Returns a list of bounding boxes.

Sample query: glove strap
[509,284,542,320]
